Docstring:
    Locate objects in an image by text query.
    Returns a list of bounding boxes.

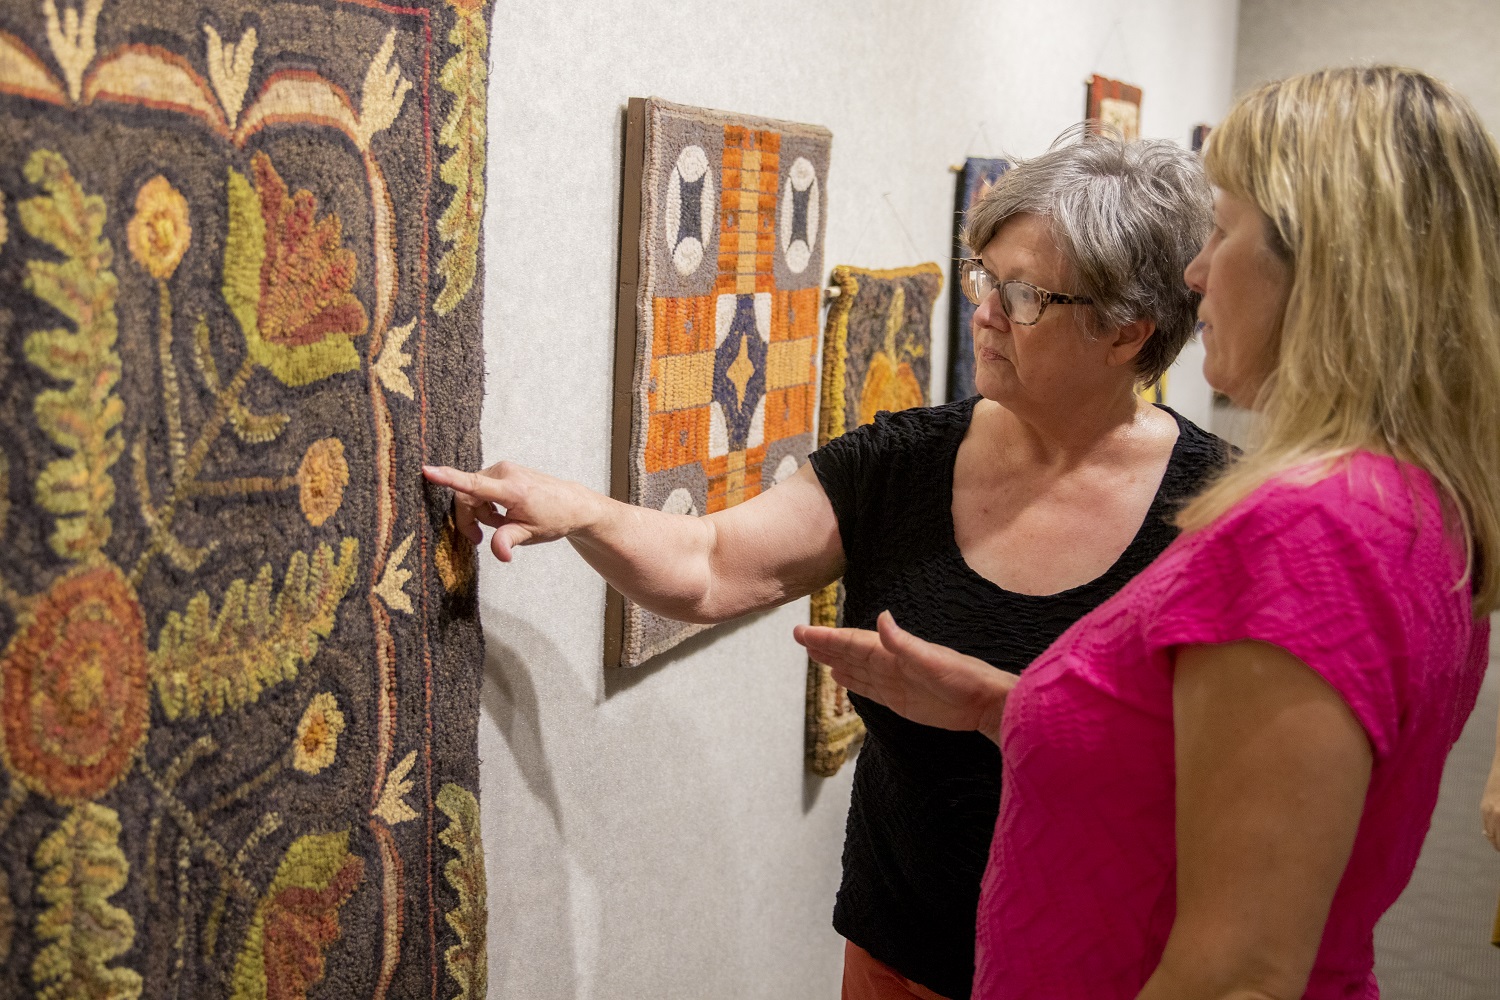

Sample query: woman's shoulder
[1210,451,1453,565]
[809,398,976,508]
[871,397,979,435]
[824,397,977,456]
[1156,406,1234,497]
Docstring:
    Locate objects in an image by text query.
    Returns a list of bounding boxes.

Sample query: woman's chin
[972,368,1012,402]
[1203,361,1261,410]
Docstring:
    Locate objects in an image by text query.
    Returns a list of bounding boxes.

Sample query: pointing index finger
[423,465,510,506]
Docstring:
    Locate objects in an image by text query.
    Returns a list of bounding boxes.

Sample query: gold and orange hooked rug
[806,263,941,775]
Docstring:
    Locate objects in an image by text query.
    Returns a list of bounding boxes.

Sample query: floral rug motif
[808,264,941,775]
[0,1,491,997]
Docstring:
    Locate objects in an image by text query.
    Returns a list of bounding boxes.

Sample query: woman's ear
[1107,317,1156,368]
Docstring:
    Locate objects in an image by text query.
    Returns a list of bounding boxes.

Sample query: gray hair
[964,126,1212,385]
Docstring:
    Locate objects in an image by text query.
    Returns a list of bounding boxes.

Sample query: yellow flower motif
[127,175,191,280]
[435,514,476,593]
[292,692,345,775]
[296,438,348,527]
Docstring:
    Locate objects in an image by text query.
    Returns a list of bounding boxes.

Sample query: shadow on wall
[483,613,567,831]
[601,606,773,698]
[479,603,782,998]
[480,613,579,998]
[598,607,845,814]
[594,607,847,815]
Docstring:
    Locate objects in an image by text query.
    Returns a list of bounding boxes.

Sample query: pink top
[975,453,1489,999]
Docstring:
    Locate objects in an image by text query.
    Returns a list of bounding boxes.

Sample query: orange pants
[841,940,952,1000]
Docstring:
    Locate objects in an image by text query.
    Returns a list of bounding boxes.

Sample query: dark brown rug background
[0,1,490,997]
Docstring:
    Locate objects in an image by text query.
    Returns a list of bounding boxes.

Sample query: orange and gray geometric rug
[608,98,832,668]
[0,1,490,996]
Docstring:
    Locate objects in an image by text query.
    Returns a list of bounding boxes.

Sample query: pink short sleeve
[1146,481,1416,761]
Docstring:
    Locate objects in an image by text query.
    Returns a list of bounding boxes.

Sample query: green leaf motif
[19,149,124,561]
[31,803,143,1000]
[192,313,221,392]
[434,1,490,316]
[221,166,266,359]
[230,830,364,1000]
[150,538,360,720]
[437,783,488,1000]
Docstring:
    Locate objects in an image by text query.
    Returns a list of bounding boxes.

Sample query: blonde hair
[1180,67,1500,615]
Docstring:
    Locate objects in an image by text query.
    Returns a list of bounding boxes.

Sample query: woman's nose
[1184,247,1208,294]
[973,289,1007,331]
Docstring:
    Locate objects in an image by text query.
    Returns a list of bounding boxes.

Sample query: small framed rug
[0,1,491,997]
[807,263,941,775]
[1086,74,1143,141]
[609,98,831,668]
[947,157,1010,401]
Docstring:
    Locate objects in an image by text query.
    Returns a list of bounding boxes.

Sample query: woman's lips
[979,347,1009,363]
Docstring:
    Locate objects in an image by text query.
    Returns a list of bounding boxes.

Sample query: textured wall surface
[1235,0,1500,130]
[476,3,1238,997]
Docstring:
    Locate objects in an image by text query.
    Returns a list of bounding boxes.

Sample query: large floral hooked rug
[0,1,492,997]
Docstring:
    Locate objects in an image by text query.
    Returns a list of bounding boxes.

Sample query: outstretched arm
[794,611,1016,742]
[422,461,844,624]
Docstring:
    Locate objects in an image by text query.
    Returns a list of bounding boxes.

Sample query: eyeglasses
[958,258,1094,326]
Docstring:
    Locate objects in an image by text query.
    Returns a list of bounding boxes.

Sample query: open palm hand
[794,611,1016,743]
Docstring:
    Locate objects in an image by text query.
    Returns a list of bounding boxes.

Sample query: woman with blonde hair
[800,65,1500,999]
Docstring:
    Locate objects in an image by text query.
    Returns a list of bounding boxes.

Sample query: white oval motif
[665,145,715,277]
[780,156,819,274]
[661,487,698,517]
[772,455,799,484]
[673,233,704,274]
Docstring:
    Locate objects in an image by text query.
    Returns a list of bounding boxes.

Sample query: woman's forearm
[423,459,842,625]
[423,461,728,621]
[566,497,726,623]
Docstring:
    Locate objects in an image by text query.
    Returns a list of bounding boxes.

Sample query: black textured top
[809,397,1231,1000]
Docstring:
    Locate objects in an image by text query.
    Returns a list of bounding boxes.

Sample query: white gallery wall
[1235,0,1500,132]
[476,2,1239,998]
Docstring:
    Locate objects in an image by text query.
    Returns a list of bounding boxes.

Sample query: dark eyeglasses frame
[958,258,1094,326]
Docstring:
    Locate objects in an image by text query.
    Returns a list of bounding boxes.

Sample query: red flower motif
[1,564,149,803]
[261,853,364,1000]
[251,152,368,350]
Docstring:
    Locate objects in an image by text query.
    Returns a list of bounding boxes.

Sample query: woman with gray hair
[422,129,1229,1000]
